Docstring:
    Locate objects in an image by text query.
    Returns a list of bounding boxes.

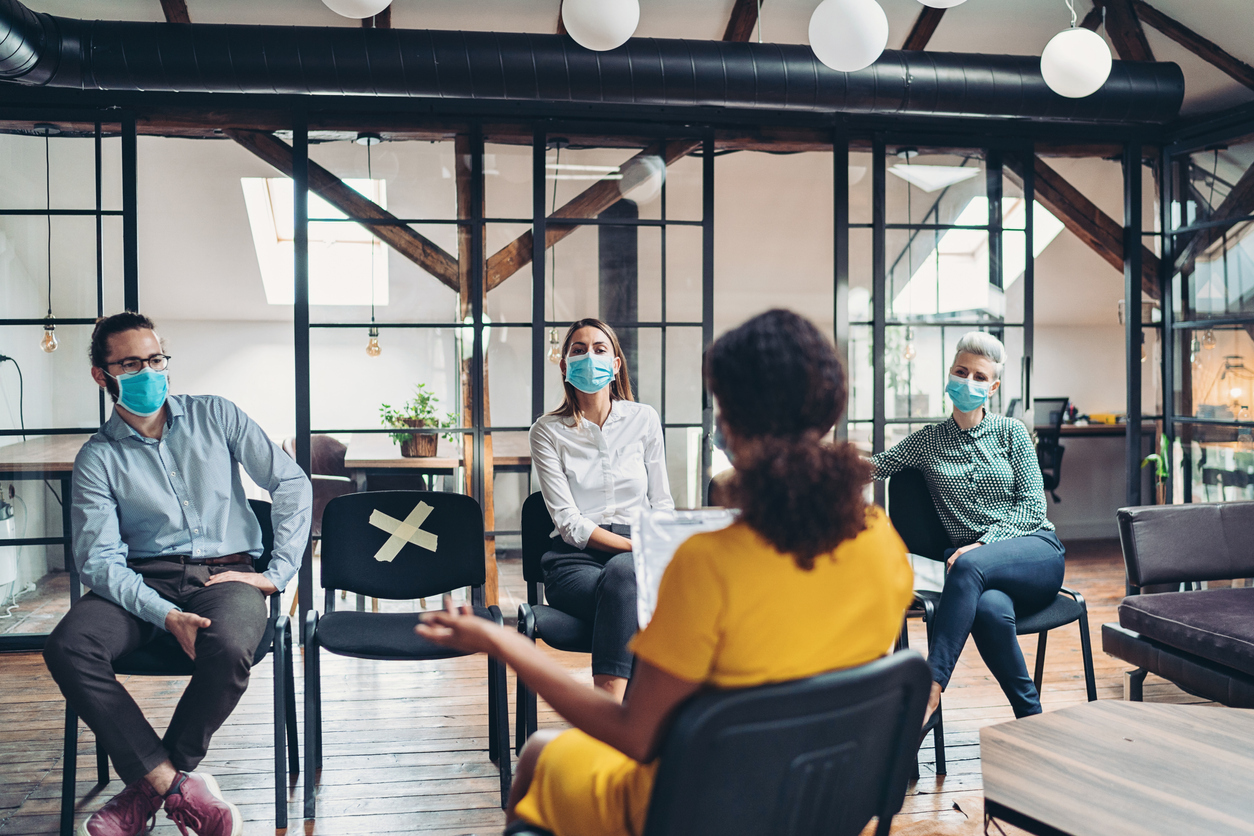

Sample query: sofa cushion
[1119,588,1254,678]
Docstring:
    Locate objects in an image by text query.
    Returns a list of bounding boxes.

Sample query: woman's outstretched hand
[416,595,502,655]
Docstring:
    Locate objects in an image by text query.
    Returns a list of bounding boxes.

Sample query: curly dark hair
[705,309,871,570]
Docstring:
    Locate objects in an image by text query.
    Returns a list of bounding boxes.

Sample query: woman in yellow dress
[418,308,914,836]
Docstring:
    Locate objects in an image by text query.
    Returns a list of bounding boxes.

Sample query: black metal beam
[292,109,312,635]
[834,127,850,440]
[1023,144,1036,410]
[531,127,546,423]
[872,136,887,507]
[702,131,715,505]
[121,112,137,310]
[1124,142,1143,512]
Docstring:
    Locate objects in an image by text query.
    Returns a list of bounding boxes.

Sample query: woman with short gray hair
[871,330,1064,730]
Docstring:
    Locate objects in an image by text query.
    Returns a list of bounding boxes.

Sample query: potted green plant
[380,384,458,458]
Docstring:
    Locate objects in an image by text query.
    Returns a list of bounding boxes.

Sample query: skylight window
[889,164,982,193]
[892,197,1065,318]
[241,177,388,306]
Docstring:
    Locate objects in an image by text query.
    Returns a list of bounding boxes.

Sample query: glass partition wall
[1166,130,1254,503]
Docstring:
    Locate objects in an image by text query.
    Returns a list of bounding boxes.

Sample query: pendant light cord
[367,139,375,326]
[756,0,762,43]
[1064,0,1077,29]
[44,131,52,318]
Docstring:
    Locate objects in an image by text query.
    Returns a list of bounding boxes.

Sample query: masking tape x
[369,502,438,563]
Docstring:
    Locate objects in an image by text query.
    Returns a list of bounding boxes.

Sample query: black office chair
[1034,397,1070,503]
[886,468,1098,777]
[515,492,593,754]
[303,490,511,815]
[504,651,932,836]
[59,499,298,836]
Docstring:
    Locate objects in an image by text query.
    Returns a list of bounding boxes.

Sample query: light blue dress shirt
[71,394,312,629]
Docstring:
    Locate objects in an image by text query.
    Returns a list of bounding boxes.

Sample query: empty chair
[303,490,512,814]
[504,652,932,836]
[1033,397,1070,503]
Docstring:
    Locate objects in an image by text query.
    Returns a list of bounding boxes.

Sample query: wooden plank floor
[0,540,1213,835]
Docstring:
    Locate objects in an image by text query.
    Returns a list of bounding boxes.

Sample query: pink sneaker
[77,779,163,836]
[162,772,241,836]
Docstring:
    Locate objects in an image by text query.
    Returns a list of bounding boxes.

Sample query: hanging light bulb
[562,0,640,51]
[903,327,917,361]
[809,0,889,73]
[547,327,563,364]
[1040,0,1112,98]
[41,317,58,353]
[361,133,383,358]
[1203,328,1217,350]
[366,325,382,357]
[38,124,59,353]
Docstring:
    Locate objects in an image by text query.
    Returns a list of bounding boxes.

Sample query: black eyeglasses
[106,354,171,375]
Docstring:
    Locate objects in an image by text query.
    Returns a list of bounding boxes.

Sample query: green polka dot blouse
[870,412,1054,547]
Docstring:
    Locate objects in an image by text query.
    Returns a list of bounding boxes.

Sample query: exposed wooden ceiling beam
[1006,156,1159,298]
[1175,161,1254,273]
[902,7,945,51]
[158,0,190,24]
[1100,0,1155,62]
[723,0,763,43]
[361,7,391,28]
[1133,0,1254,91]
[485,140,700,290]
[224,129,460,292]
[1080,4,1103,31]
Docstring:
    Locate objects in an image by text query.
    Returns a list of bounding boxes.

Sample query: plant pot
[396,419,438,458]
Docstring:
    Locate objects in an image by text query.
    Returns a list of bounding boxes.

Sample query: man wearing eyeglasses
[43,311,312,836]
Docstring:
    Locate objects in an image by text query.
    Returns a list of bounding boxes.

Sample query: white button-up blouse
[529,400,675,550]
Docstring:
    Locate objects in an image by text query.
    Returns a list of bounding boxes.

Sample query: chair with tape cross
[303,490,512,816]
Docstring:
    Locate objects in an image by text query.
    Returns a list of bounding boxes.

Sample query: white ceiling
[23,0,1254,116]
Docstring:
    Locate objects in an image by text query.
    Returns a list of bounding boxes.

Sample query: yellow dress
[512,508,913,836]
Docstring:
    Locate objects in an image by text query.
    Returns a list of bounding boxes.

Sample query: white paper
[632,508,737,628]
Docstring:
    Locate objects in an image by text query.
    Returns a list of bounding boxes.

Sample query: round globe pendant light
[321,0,392,20]
[1041,26,1112,98]
[809,0,889,73]
[918,0,967,7]
[562,0,640,52]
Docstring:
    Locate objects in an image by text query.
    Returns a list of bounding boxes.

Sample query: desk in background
[343,433,532,492]
[0,435,89,652]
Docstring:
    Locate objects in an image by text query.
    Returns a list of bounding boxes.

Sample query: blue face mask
[713,424,734,465]
[565,352,616,394]
[946,374,991,414]
[109,367,169,417]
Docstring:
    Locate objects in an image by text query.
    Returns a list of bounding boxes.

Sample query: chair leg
[1078,609,1097,702]
[932,697,946,776]
[515,679,528,757]
[487,654,500,764]
[1033,631,1048,695]
[273,620,288,831]
[304,612,320,820]
[61,705,78,836]
[95,739,109,785]
[494,657,513,808]
[285,627,300,776]
[1125,668,1148,701]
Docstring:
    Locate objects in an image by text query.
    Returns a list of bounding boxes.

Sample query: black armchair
[505,651,932,836]
[303,490,511,815]
[58,499,298,836]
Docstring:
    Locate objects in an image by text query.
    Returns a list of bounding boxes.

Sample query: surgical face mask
[713,424,734,465]
[107,367,169,417]
[565,352,616,394]
[946,373,991,414]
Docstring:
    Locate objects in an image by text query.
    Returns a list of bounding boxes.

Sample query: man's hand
[165,610,212,660]
[947,541,984,571]
[204,571,278,595]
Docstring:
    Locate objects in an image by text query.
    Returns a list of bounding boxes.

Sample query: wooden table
[344,433,531,490]
[0,435,91,652]
[981,701,1254,836]
[1035,423,1155,438]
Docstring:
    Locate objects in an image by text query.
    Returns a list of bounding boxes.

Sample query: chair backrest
[248,498,275,574]
[886,468,951,562]
[521,492,556,585]
[1034,397,1069,441]
[320,491,485,601]
[282,434,351,479]
[1118,501,1254,589]
[643,651,932,836]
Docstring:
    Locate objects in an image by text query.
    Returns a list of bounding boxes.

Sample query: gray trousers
[44,559,267,785]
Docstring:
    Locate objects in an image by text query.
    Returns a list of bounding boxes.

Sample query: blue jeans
[927,531,1065,718]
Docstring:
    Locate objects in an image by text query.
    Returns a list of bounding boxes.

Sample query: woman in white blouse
[529,318,674,699]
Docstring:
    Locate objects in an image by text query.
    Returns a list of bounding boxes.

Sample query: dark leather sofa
[1102,502,1254,706]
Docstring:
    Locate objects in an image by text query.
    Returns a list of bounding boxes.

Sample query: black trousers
[43,559,268,785]
[540,524,636,680]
